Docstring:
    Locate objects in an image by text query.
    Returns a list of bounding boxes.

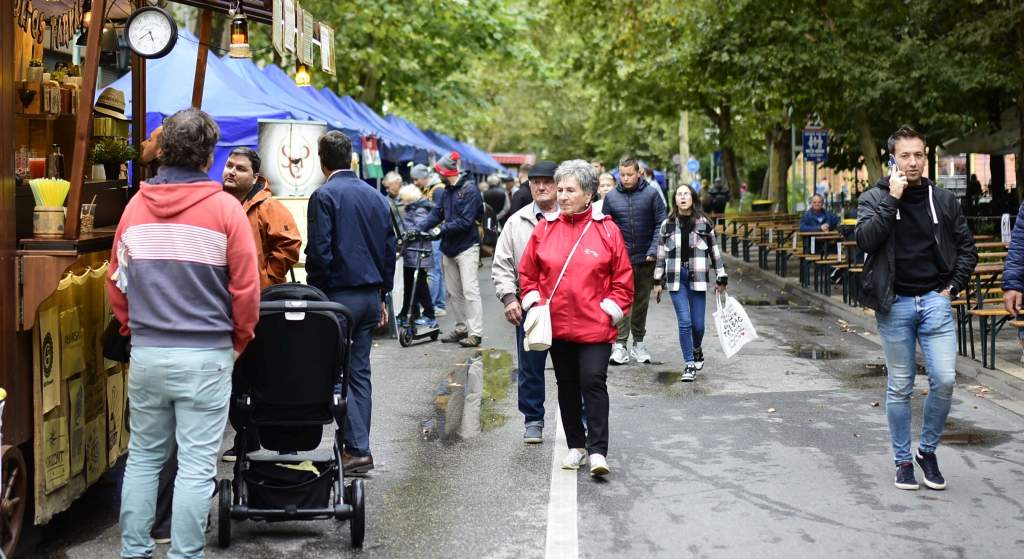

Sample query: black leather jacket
[854,176,977,312]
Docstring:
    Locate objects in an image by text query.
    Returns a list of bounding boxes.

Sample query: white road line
[545,408,579,559]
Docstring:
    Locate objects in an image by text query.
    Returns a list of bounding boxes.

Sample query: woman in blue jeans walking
[653,185,727,381]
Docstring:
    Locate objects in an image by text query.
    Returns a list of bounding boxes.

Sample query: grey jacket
[492,203,550,306]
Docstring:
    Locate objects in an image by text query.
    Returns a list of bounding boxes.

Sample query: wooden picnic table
[978,252,1007,260]
[973,234,994,241]
[970,262,1005,309]
[975,241,1007,250]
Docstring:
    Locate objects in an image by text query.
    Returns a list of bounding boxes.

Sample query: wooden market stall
[0,0,334,554]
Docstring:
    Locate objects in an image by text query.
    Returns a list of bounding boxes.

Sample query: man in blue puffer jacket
[417,151,485,347]
[601,155,667,365]
[1002,203,1024,364]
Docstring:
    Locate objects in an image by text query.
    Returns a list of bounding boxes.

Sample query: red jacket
[518,206,634,344]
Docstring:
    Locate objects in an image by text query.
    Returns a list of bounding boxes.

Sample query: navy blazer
[305,170,397,297]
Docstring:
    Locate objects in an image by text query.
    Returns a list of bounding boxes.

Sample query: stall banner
[89,264,118,371]
[68,377,85,476]
[58,271,88,378]
[362,136,383,179]
[43,415,70,493]
[38,302,61,414]
[84,415,105,486]
[258,119,327,197]
[106,370,124,467]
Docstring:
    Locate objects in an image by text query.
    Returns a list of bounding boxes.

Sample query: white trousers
[442,244,483,337]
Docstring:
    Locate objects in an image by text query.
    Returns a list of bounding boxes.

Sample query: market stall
[1,0,338,554]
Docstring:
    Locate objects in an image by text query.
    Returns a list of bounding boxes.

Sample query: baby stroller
[218,283,366,548]
[398,229,442,347]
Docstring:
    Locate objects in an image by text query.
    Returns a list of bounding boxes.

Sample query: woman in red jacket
[518,159,634,477]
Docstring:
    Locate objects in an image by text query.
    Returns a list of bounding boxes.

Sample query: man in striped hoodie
[108,108,260,559]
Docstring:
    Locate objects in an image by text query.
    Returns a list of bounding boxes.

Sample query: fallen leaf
[853,433,861,438]
[870,401,880,407]
[767,407,777,413]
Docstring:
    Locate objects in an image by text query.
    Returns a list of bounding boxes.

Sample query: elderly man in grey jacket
[491,160,559,443]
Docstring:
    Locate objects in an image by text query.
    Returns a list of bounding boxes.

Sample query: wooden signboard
[319,22,335,75]
[68,377,85,476]
[283,0,296,53]
[272,0,284,56]
[299,8,314,65]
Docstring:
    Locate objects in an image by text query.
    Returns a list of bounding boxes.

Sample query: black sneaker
[693,347,705,371]
[894,462,919,490]
[221,447,236,462]
[915,450,947,490]
[681,364,697,382]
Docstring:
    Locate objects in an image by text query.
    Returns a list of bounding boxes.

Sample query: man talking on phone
[855,125,977,491]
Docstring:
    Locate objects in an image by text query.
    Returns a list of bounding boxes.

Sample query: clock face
[126,7,177,59]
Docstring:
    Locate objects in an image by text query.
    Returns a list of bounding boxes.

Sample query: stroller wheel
[430,330,440,341]
[349,479,365,548]
[399,327,412,347]
[218,479,232,548]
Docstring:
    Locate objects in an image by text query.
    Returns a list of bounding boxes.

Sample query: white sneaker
[631,342,652,364]
[609,343,629,365]
[589,453,609,476]
[561,448,588,470]
[434,308,447,317]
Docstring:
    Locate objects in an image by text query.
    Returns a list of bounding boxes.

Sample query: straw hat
[94,87,129,121]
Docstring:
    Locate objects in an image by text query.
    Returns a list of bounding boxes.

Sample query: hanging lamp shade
[295,63,311,87]
[229,10,250,58]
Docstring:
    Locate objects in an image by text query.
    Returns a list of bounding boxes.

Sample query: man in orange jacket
[223,147,302,288]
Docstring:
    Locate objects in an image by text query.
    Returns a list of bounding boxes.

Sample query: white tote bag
[712,293,758,359]
[523,222,592,352]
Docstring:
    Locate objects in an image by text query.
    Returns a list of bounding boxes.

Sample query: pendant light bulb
[228,2,250,58]
[295,63,311,87]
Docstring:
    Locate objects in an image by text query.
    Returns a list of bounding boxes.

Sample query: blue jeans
[515,323,548,424]
[875,292,957,464]
[121,346,234,559]
[669,280,707,364]
[429,239,447,310]
[327,287,380,457]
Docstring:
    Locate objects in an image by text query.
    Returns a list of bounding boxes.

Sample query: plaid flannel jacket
[654,216,726,292]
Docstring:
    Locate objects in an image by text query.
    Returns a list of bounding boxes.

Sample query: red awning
[490,153,535,166]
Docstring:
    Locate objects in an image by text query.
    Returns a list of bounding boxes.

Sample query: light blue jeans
[875,292,957,464]
[669,277,707,364]
[429,239,447,310]
[121,346,234,559]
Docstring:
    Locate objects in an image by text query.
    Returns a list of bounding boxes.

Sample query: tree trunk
[679,111,690,174]
[855,110,882,183]
[767,125,792,212]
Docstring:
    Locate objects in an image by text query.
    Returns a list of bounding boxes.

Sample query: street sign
[686,158,700,174]
[802,128,829,162]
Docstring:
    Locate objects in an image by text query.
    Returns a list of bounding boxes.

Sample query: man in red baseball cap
[416,152,485,347]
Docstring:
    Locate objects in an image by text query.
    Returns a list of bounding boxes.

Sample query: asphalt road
[32,260,1024,559]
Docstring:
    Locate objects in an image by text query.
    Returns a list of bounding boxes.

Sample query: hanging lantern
[295,63,311,87]
[228,3,250,58]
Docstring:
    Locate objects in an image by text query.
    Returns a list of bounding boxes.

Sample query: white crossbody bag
[523,221,592,352]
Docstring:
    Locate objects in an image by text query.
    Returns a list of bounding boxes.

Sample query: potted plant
[89,139,137,181]
[27,59,43,82]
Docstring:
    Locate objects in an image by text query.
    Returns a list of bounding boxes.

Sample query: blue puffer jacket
[401,198,434,268]
[1004,203,1024,292]
[601,177,668,264]
[417,173,483,257]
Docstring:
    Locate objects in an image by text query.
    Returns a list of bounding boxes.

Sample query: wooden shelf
[17,226,116,254]
[15,112,75,121]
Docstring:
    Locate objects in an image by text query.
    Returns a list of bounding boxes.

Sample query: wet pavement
[32,260,1024,558]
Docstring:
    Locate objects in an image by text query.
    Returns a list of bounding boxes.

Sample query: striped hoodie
[107,166,260,354]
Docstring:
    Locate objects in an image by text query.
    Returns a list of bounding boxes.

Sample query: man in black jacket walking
[602,155,667,365]
[855,125,977,492]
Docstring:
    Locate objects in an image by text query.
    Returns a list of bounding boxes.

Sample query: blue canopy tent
[423,130,503,174]
[102,30,292,180]
[385,115,450,161]
[220,56,362,149]
[260,64,370,152]
[316,89,426,163]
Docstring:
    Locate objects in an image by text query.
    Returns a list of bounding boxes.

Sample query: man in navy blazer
[305,131,397,474]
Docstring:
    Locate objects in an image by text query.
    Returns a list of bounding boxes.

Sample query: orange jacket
[242,185,302,289]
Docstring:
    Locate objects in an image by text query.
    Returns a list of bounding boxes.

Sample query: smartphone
[888,154,899,177]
